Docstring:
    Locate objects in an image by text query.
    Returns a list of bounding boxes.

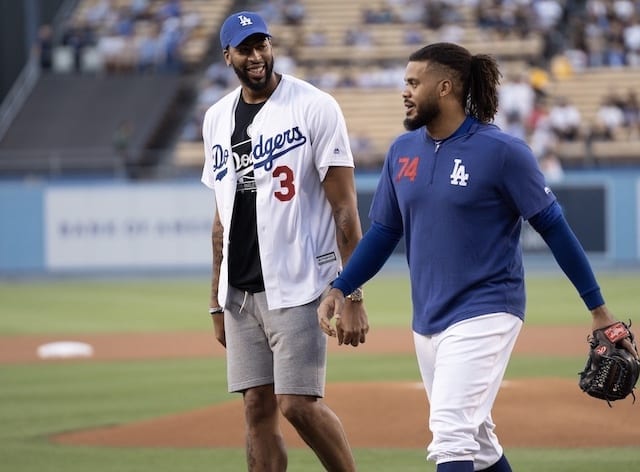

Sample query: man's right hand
[211,311,226,347]
[318,288,345,339]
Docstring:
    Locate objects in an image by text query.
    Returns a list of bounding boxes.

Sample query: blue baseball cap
[220,11,271,49]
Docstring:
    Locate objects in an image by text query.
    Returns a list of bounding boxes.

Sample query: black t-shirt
[227,95,266,292]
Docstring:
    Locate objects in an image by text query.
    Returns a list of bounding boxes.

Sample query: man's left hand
[336,299,369,347]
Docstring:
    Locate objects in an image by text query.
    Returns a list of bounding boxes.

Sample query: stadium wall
[1,170,639,276]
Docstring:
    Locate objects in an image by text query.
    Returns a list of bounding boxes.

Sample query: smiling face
[224,34,275,97]
[402,61,448,131]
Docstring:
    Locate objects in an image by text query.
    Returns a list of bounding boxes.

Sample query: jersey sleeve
[368,144,404,232]
[200,107,215,189]
[307,94,354,180]
[500,139,556,220]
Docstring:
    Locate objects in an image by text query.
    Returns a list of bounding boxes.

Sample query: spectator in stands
[621,88,640,139]
[532,0,567,62]
[275,47,297,74]
[529,113,559,159]
[129,0,152,20]
[337,68,358,88]
[158,15,184,73]
[437,23,464,44]
[403,25,424,45]
[528,59,551,99]
[113,5,136,37]
[439,1,464,28]
[156,0,182,21]
[612,0,635,22]
[180,112,202,142]
[363,3,396,24]
[305,64,342,89]
[512,2,535,38]
[476,0,533,39]
[180,7,202,33]
[283,0,306,25]
[590,94,625,140]
[183,63,232,143]
[533,0,564,30]
[422,0,447,29]
[84,0,116,29]
[355,64,404,89]
[548,96,582,141]
[96,29,128,73]
[476,0,504,35]
[306,27,328,47]
[61,18,97,73]
[603,37,627,66]
[205,60,234,88]
[136,21,163,73]
[34,24,54,72]
[344,26,374,48]
[251,0,282,23]
[198,77,227,109]
[112,119,135,177]
[561,48,589,73]
[623,13,640,66]
[526,95,551,134]
[526,95,558,159]
[349,131,375,167]
[502,110,528,141]
[499,71,535,126]
[539,147,565,184]
[580,6,608,67]
[550,52,576,79]
[394,0,425,24]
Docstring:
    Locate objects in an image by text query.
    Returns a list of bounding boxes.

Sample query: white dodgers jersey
[201,74,355,309]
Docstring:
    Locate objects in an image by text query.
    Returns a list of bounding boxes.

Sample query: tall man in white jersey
[201,11,369,471]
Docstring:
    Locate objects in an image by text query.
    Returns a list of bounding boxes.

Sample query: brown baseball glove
[578,321,640,406]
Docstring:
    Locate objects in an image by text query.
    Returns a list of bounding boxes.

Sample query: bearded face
[227,36,275,93]
[403,91,442,131]
[231,54,274,92]
[402,61,447,131]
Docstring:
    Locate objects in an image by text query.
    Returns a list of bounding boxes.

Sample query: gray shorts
[224,286,327,397]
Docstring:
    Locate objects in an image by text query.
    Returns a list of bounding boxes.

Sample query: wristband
[209,307,224,315]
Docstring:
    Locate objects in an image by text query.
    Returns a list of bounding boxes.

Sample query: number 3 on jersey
[273,165,295,201]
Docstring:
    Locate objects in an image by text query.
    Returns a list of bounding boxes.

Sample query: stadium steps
[0,74,184,177]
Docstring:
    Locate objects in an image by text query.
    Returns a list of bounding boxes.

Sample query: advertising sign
[45,185,212,269]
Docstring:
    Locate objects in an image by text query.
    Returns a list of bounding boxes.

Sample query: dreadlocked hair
[408,42,502,123]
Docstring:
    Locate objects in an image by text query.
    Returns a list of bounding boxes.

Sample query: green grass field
[1,272,639,471]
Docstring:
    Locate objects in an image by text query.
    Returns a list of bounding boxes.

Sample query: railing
[0,58,40,143]
[0,148,125,178]
[0,147,199,180]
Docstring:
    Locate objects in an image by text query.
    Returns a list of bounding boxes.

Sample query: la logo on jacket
[450,158,469,186]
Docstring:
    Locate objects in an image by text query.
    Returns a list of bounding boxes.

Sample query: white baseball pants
[413,312,522,469]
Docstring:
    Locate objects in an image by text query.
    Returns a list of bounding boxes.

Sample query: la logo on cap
[238,14,253,26]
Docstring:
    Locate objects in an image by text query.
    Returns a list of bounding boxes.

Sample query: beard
[403,98,441,131]
[232,59,274,92]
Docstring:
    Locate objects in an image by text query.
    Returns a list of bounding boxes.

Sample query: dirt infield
[3,326,640,449]
[51,379,640,449]
[0,326,596,364]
